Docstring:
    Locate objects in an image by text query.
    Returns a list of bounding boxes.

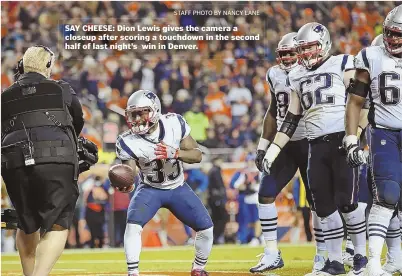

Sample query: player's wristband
[357,126,363,139]
[257,138,271,151]
[344,135,358,148]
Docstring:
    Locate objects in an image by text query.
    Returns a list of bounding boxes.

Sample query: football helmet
[371,34,384,46]
[125,90,162,134]
[383,5,402,55]
[296,22,332,69]
[276,32,298,71]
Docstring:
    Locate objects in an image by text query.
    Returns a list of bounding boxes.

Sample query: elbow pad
[348,79,370,98]
[279,111,302,138]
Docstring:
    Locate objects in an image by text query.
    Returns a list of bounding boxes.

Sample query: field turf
[0,243,391,276]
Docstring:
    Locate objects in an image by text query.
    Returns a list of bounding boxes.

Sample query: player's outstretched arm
[263,91,302,173]
[178,135,202,164]
[344,69,370,167]
[345,69,370,137]
[272,90,302,148]
[255,92,278,171]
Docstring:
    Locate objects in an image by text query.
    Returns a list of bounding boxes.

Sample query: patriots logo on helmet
[313,25,324,34]
[145,92,157,100]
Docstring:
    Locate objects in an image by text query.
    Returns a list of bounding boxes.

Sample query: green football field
[0,244,392,276]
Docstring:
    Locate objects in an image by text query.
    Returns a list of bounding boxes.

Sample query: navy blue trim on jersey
[368,85,376,128]
[177,115,186,139]
[286,76,290,87]
[158,119,165,141]
[138,120,165,144]
[266,69,275,92]
[117,137,138,160]
[341,55,349,71]
[362,49,369,69]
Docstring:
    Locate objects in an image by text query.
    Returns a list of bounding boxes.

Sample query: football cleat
[342,248,354,268]
[364,259,392,276]
[190,268,209,276]
[382,258,402,274]
[249,249,284,273]
[308,259,346,275]
[312,255,327,272]
[347,254,367,275]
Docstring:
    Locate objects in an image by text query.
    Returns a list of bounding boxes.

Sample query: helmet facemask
[297,42,325,69]
[383,26,402,56]
[125,106,157,135]
[276,48,299,71]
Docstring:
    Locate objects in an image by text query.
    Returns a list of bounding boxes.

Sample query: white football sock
[342,202,367,256]
[367,204,393,262]
[124,223,142,274]
[321,210,344,263]
[345,236,354,251]
[385,214,401,262]
[193,227,213,270]
[312,210,327,257]
[258,203,278,253]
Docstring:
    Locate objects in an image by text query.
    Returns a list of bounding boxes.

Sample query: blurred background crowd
[1,1,397,251]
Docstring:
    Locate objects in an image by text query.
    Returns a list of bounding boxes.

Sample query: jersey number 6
[379,72,400,105]
[300,73,334,110]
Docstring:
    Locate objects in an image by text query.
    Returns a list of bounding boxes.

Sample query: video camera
[1,209,18,229]
[77,137,99,173]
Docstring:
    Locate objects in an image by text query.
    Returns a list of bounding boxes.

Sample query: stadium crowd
[0,1,397,249]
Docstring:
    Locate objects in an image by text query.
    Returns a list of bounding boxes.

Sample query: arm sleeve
[115,136,134,161]
[268,91,278,118]
[341,54,355,71]
[177,114,191,139]
[266,68,275,93]
[354,49,370,72]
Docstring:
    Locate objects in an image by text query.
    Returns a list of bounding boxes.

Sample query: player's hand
[343,135,367,167]
[115,184,135,193]
[263,144,281,174]
[255,150,266,172]
[155,141,179,160]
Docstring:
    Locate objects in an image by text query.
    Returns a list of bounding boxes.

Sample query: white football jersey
[355,46,402,130]
[288,55,354,139]
[267,65,306,141]
[116,113,191,189]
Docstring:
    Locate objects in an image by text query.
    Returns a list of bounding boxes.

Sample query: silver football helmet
[371,34,384,46]
[125,90,162,134]
[276,32,299,71]
[383,5,402,55]
[296,22,332,69]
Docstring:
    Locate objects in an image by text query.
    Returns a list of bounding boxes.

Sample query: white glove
[343,135,367,167]
[263,143,281,174]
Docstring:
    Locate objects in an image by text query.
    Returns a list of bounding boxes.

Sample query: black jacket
[2,72,84,146]
[207,165,227,202]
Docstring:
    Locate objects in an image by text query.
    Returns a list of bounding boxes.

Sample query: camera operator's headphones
[17,45,54,75]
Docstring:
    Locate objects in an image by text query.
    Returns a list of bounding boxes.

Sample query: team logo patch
[381,139,386,145]
[313,25,325,36]
[146,92,157,100]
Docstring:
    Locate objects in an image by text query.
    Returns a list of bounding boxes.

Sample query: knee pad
[339,203,358,214]
[196,226,213,241]
[376,180,400,208]
[258,174,278,200]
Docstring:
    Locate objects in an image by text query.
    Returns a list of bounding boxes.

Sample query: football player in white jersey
[263,22,368,276]
[345,6,402,276]
[251,32,327,274]
[115,90,213,276]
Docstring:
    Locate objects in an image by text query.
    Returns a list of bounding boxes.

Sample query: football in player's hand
[108,164,135,191]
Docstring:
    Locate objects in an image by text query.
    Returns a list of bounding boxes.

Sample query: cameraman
[1,45,85,276]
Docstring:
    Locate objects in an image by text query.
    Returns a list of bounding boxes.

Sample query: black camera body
[77,137,99,173]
